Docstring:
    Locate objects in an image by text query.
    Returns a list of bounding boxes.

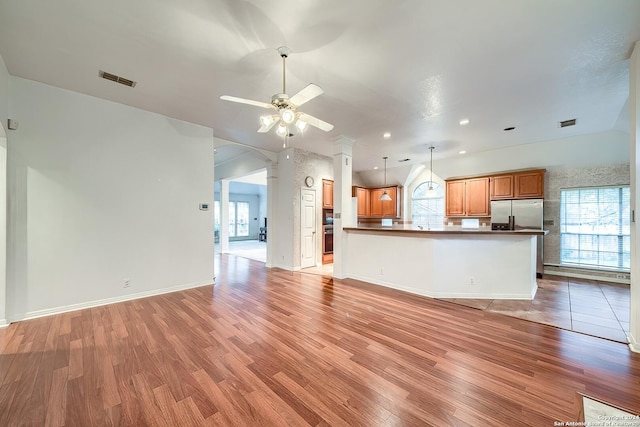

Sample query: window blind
[560,186,630,271]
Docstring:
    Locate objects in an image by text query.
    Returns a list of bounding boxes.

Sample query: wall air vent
[99,70,137,88]
[559,118,577,128]
[398,158,411,162]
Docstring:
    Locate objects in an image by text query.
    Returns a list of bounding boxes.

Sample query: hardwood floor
[1,254,640,426]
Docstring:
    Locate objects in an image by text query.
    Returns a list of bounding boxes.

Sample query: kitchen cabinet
[445,180,466,216]
[353,185,400,218]
[353,186,371,217]
[466,178,490,216]
[490,169,544,200]
[514,170,544,198]
[322,179,333,208]
[490,175,514,200]
[445,178,490,217]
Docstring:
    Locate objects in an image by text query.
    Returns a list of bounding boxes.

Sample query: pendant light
[426,146,439,198]
[379,156,392,201]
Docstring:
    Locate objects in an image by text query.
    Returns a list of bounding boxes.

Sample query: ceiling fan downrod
[278,46,290,95]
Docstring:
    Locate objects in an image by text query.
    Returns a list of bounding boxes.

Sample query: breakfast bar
[343,226,548,300]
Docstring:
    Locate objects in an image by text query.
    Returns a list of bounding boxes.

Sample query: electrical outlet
[615,274,627,279]
[123,279,130,288]
[380,267,384,275]
[469,276,475,285]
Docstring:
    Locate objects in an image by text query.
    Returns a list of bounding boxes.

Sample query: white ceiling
[1,0,638,172]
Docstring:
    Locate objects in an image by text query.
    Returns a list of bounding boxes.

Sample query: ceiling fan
[220,46,334,137]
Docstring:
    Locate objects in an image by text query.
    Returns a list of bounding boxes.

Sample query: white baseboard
[629,333,640,354]
[543,268,630,284]
[0,318,8,328]
[270,263,294,271]
[8,280,212,323]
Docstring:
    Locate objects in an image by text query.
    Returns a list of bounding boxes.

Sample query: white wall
[0,54,9,129]
[294,148,333,267]
[431,130,629,179]
[274,148,295,269]
[6,77,214,320]
[0,54,9,325]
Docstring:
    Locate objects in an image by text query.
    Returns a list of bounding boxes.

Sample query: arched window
[412,181,444,228]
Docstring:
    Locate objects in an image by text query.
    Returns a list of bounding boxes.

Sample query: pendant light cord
[383,156,388,186]
[430,146,433,184]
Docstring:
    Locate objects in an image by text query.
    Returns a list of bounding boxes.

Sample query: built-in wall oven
[323,225,333,255]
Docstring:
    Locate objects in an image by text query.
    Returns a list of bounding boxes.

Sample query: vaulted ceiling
[0,0,638,171]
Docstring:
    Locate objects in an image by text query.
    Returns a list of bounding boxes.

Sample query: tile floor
[217,243,630,344]
[441,275,630,343]
[215,239,266,263]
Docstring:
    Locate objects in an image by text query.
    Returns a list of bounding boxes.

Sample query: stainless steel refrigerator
[490,199,544,277]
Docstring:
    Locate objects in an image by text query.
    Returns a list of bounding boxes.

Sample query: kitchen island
[342,225,547,300]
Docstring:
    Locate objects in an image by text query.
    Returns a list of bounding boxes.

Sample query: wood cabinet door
[514,171,544,198]
[355,187,371,217]
[369,189,385,217]
[465,177,490,216]
[322,179,334,208]
[381,187,398,217]
[445,180,466,216]
[490,175,514,200]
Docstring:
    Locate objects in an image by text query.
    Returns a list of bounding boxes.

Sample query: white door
[301,189,316,268]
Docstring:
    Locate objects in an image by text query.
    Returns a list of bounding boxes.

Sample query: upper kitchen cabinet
[489,174,514,200]
[465,178,490,216]
[489,169,546,200]
[445,180,466,216]
[445,178,490,217]
[354,185,400,218]
[352,186,371,217]
[322,179,334,208]
[514,170,545,198]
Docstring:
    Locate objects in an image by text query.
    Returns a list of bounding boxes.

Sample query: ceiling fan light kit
[221,46,334,138]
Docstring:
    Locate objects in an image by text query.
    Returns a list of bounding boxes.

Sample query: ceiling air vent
[398,158,411,163]
[99,70,137,88]
[559,118,577,128]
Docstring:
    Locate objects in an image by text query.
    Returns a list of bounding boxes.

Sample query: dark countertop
[343,225,548,236]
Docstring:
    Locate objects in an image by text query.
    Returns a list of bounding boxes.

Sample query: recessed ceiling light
[383,132,391,139]
[504,126,516,131]
[459,150,466,154]
[459,119,470,126]
[373,166,379,170]
[398,158,411,163]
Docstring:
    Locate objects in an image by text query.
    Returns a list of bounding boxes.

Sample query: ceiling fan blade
[289,83,324,107]
[220,95,274,109]
[298,113,334,132]
[258,115,279,133]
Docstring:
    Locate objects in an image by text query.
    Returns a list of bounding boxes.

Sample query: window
[229,201,249,238]
[412,181,444,228]
[214,201,220,233]
[214,200,250,238]
[560,186,630,271]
